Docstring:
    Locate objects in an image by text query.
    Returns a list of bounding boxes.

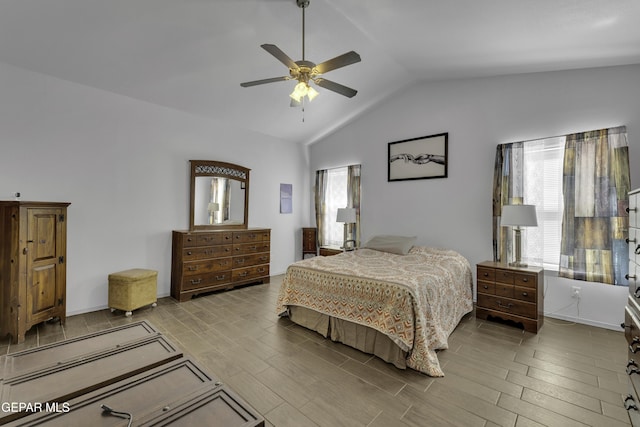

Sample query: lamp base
[509,261,528,268]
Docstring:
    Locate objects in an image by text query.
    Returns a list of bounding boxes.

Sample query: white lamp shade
[336,208,356,224]
[501,205,538,227]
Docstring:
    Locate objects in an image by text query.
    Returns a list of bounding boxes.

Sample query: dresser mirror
[189,160,250,230]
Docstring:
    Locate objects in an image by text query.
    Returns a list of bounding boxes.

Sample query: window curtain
[347,164,361,247]
[559,126,630,285]
[314,169,328,247]
[492,142,525,264]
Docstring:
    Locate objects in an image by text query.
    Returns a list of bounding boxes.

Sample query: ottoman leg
[152,302,157,308]
[125,311,132,317]
[110,308,115,313]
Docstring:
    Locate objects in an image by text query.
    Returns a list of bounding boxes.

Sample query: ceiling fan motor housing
[297,0,310,9]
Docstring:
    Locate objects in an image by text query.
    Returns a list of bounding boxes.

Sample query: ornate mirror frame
[189,160,250,231]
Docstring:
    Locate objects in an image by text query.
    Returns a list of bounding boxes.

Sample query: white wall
[0,61,311,315]
[310,64,640,330]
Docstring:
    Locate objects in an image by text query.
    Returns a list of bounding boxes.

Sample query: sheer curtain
[559,126,630,285]
[315,165,361,248]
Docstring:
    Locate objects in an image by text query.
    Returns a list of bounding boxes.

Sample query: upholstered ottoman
[108,268,158,316]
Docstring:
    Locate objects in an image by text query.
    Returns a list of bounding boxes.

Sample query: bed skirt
[288,305,407,369]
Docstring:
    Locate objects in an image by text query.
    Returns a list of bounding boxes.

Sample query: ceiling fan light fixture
[289,81,318,102]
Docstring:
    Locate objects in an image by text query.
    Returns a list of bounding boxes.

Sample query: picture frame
[280,183,292,214]
[388,132,448,181]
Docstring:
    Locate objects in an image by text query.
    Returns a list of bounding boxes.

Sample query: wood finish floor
[0,275,631,427]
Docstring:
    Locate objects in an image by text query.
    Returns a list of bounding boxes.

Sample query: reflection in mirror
[190,160,250,230]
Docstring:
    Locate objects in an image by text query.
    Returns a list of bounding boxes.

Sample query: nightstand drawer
[477,267,495,282]
[477,281,495,294]
[515,273,537,288]
[513,285,536,303]
[495,270,515,285]
[477,294,536,318]
[495,284,514,298]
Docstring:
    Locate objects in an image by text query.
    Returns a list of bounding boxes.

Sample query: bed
[275,243,473,377]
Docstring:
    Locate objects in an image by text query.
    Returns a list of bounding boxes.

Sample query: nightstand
[475,261,544,333]
[319,246,343,256]
[302,227,317,258]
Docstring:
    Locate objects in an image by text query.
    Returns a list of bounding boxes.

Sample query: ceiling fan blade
[240,76,290,87]
[314,51,361,74]
[261,44,298,69]
[313,78,358,98]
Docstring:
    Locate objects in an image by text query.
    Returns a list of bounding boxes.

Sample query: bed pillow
[363,235,417,255]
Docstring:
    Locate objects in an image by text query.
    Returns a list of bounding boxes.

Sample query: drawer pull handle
[220,261,228,266]
[258,268,266,273]
[483,285,489,290]
[522,292,528,297]
[260,256,268,261]
[239,272,248,277]
[627,360,640,375]
[630,337,640,354]
[628,238,637,244]
[623,322,631,329]
[187,251,192,255]
[216,275,225,280]
[636,244,640,255]
[627,207,638,213]
[625,395,638,411]
[250,246,257,250]
[237,259,245,264]
[188,266,198,271]
[628,274,637,280]
[522,278,528,283]
[634,288,640,299]
[190,279,201,285]
[483,272,489,277]
[497,301,513,309]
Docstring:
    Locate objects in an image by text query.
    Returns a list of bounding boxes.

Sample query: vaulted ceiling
[0,0,638,145]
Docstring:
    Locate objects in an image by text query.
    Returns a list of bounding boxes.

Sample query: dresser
[302,227,317,258]
[0,201,70,344]
[171,228,270,302]
[476,261,544,333]
[624,188,640,425]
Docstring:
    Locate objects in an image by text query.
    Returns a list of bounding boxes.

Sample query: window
[495,126,630,285]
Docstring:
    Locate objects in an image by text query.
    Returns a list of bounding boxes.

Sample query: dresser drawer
[183,258,232,276]
[232,265,269,282]
[477,267,495,282]
[181,271,232,291]
[181,232,232,247]
[183,245,233,261]
[477,294,536,319]
[233,231,269,244]
[233,242,270,256]
[233,253,270,268]
[495,270,515,285]
[477,281,495,295]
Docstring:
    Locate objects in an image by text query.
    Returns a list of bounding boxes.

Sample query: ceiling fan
[240,0,361,105]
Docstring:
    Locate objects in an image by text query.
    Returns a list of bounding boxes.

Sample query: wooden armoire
[0,201,70,343]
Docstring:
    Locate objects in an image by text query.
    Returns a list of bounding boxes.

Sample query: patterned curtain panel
[314,169,328,247]
[347,164,362,247]
[492,142,525,263]
[559,126,630,285]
